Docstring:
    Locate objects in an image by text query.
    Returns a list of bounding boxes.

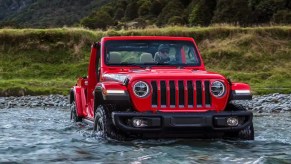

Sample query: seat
[140,53,154,63]
[108,52,121,64]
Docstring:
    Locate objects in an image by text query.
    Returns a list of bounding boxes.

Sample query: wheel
[70,101,82,122]
[224,103,255,140]
[93,104,125,140]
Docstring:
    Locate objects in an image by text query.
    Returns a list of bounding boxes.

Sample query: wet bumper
[112,111,253,134]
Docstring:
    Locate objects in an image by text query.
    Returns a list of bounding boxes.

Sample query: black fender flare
[93,86,130,115]
[94,86,104,114]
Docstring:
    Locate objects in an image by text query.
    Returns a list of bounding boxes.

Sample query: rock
[0,94,291,112]
[31,102,38,107]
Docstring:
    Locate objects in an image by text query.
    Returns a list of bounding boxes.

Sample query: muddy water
[0,107,290,163]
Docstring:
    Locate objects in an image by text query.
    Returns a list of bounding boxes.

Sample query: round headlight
[133,81,150,98]
[211,81,225,97]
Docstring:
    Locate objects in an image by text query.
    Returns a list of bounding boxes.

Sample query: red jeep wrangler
[70,36,254,140]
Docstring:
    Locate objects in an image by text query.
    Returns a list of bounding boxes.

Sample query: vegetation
[0,0,290,29]
[0,26,290,96]
[0,0,109,28]
[80,0,291,29]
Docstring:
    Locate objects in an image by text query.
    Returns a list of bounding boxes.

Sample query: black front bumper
[112,111,253,137]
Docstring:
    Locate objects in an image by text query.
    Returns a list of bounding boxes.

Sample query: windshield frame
[103,39,202,68]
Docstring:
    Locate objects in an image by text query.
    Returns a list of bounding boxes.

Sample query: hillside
[0,0,290,28]
[0,0,109,28]
[0,26,290,96]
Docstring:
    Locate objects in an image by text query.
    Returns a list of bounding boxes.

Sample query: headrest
[140,53,154,63]
[108,52,121,64]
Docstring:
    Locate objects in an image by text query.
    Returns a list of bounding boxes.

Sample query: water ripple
[0,108,290,163]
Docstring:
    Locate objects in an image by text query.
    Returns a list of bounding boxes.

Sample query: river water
[0,107,290,163]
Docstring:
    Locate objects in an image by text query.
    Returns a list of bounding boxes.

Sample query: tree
[272,10,291,24]
[116,0,128,10]
[212,0,251,26]
[114,8,124,20]
[288,0,291,9]
[80,11,115,29]
[149,0,163,16]
[101,5,115,18]
[248,0,286,24]
[138,1,152,17]
[188,0,216,26]
[180,0,192,7]
[124,1,138,20]
[157,0,185,26]
[168,16,185,25]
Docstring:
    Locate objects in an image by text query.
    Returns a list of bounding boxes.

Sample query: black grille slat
[151,81,157,106]
[151,80,211,109]
[178,81,184,107]
[160,81,166,107]
[196,81,202,107]
[205,81,211,106]
[187,81,193,107]
[169,81,175,107]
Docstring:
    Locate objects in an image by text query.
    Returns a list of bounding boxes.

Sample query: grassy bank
[0,26,290,96]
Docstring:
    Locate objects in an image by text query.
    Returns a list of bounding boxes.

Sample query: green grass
[0,26,290,96]
[0,79,74,96]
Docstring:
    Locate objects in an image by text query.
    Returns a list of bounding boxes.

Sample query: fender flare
[230,82,252,100]
[93,85,130,115]
[94,86,104,114]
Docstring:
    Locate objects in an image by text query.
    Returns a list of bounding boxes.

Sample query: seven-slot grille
[151,80,212,109]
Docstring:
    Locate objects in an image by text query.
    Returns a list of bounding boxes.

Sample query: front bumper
[112,111,253,137]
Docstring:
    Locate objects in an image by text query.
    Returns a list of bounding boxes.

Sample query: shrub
[80,11,115,29]
[272,10,291,24]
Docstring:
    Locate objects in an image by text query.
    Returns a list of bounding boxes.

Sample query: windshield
[104,40,201,67]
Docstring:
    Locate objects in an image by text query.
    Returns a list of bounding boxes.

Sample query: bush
[149,0,163,16]
[124,2,138,20]
[80,11,115,29]
[212,0,251,26]
[138,1,151,17]
[156,0,185,26]
[188,0,216,26]
[272,10,291,24]
[168,16,185,25]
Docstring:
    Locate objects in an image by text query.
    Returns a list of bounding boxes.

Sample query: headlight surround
[211,81,226,97]
[133,81,150,98]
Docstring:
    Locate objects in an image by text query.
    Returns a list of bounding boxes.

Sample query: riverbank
[0,26,291,96]
[0,94,69,109]
[1,94,290,113]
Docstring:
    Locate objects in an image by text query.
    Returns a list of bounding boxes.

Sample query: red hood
[102,68,226,83]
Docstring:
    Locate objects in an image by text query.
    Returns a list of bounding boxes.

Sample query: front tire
[93,104,125,140]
